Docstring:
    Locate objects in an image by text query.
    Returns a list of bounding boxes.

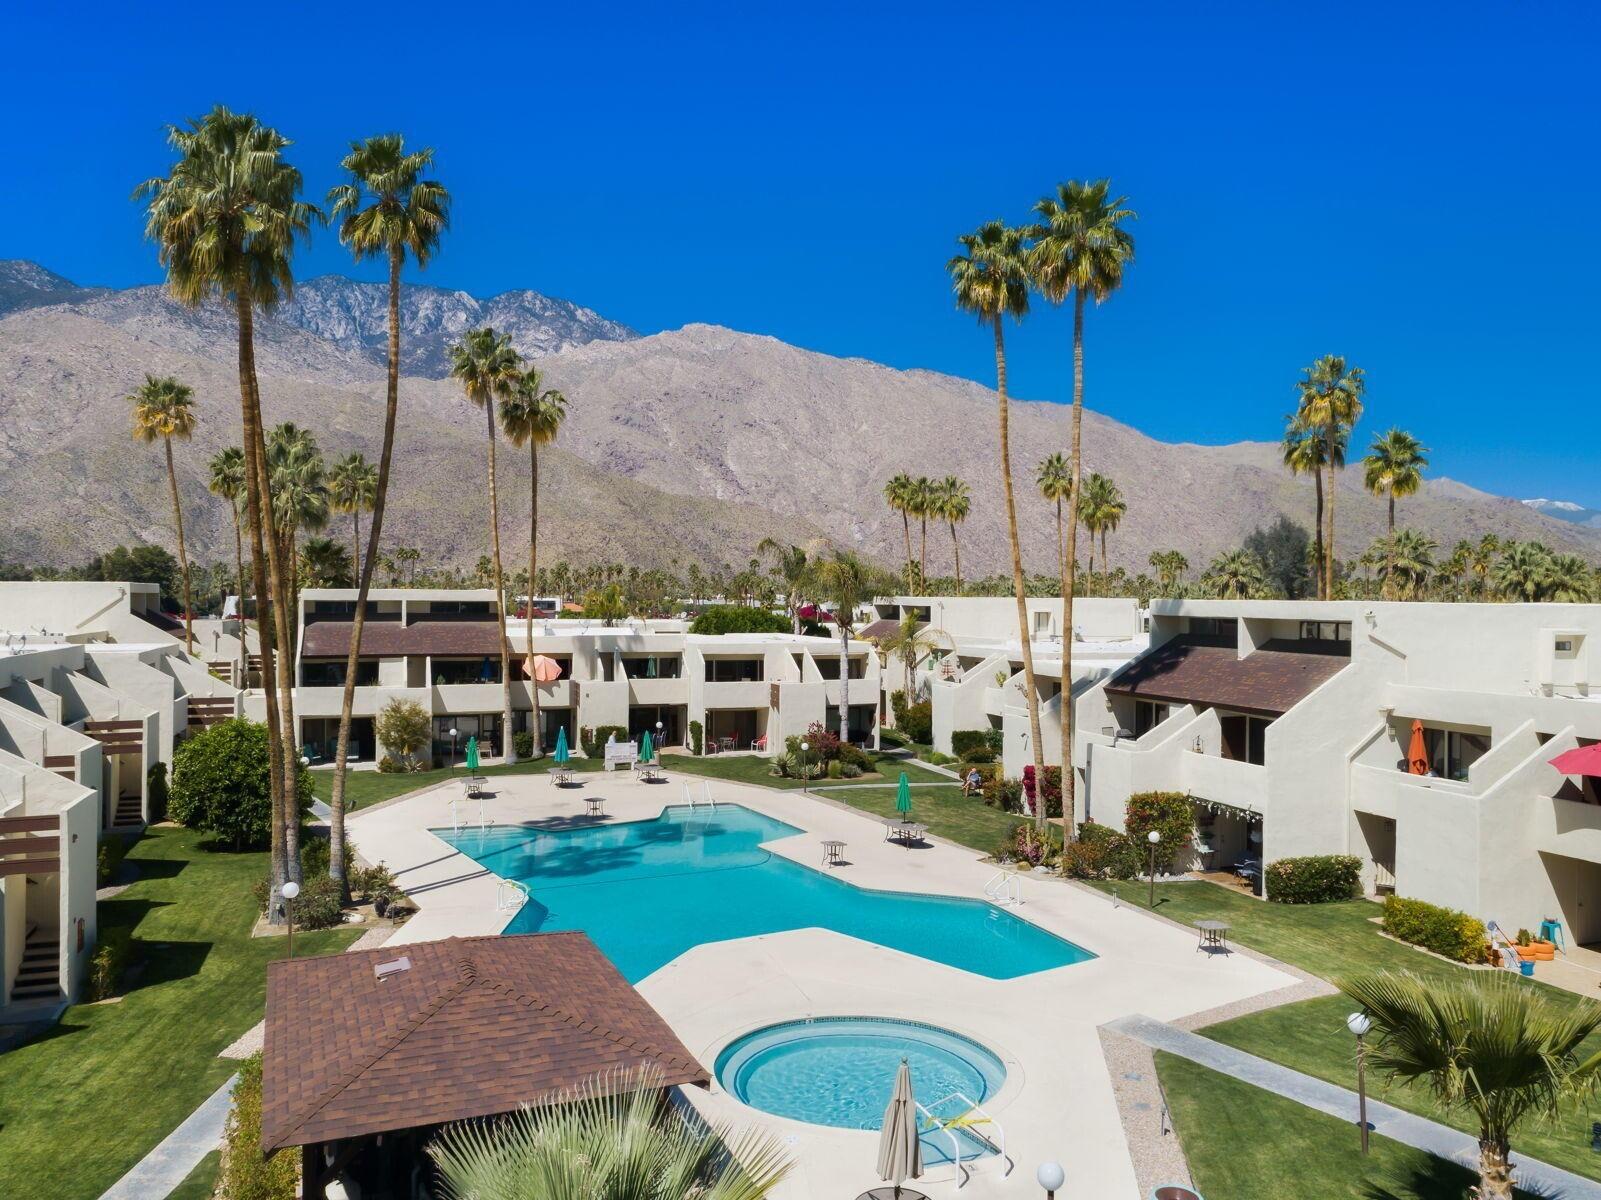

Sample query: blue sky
[5,2,1600,505]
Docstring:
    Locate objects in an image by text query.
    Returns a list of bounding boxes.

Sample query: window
[623,655,681,679]
[1423,728,1489,782]
[1033,610,1053,634]
[1133,700,1170,737]
[1556,639,1575,654]
[1299,621,1352,642]
[814,656,868,680]
[301,659,379,687]
[431,657,501,685]
[1191,617,1238,644]
[705,658,764,683]
[426,600,492,616]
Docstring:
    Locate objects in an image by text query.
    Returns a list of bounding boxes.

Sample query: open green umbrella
[465,736,480,772]
[553,726,569,765]
[640,730,654,763]
[896,771,912,817]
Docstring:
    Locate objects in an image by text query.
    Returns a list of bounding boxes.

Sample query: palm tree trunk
[235,293,292,917]
[328,243,404,900]
[837,621,851,746]
[232,505,246,685]
[1054,501,1064,579]
[1325,430,1338,598]
[919,518,927,586]
[352,511,362,582]
[993,315,1048,832]
[900,511,913,586]
[527,439,542,756]
[1312,469,1326,600]
[949,520,962,590]
[1477,1137,1513,1199]
[162,437,195,655]
[485,402,516,763]
[1059,288,1085,848]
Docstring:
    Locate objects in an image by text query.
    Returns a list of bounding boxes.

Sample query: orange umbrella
[1407,719,1429,775]
[524,654,562,683]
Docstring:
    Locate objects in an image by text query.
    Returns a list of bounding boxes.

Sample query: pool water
[440,804,1092,982]
[716,1018,1007,1163]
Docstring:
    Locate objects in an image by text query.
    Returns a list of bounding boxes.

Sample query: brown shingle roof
[261,932,709,1152]
[1104,636,1347,716]
[857,618,912,641]
[300,619,502,658]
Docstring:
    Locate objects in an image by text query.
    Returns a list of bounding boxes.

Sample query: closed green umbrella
[896,771,912,817]
[640,730,654,763]
[465,736,480,772]
[553,726,569,765]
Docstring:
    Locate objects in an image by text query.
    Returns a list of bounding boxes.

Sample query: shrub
[982,774,1023,813]
[97,836,128,887]
[803,723,842,761]
[837,741,871,770]
[688,720,704,756]
[87,926,132,1001]
[688,605,790,635]
[900,701,933,745]
[169,718,312,850]
[220,1053,297,1200]
[994,822,1060,868]
[839,762,863,779]
[1123,792,1194,874]
[1061,822,1142,880]
[146,761,169,823]
[513,730,535,760]
[827,759,843,780]
[1381,895,1488,963]
[375,698,431,769]
[291,874,344,931]
[299,833,353,882]
[958,747,996,764]
[579,725,630,757]
[1265,855,1362,904]
[351,862,397,902]
[951,729,1001,759]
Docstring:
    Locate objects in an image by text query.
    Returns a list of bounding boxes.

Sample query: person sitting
[963,766,982,797]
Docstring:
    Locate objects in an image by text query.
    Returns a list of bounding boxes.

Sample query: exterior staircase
[112,793,143,829]
[11,927,61,1004]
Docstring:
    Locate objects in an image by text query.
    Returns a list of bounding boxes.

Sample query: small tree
[1123,791,1194,873]
[376,698,432,769]
[169,718,311,850]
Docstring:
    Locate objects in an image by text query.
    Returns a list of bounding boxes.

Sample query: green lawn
[806,784,1028,855]
[169,1151,221,1200]
[1095,879,1601,1180]
[310,754,603,809]
[1157,1052,1533,1199]
[661,748,952,789]
[0,826,359,1200]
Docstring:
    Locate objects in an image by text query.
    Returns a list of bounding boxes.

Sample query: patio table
[822,839,847,866]
[884,821,928,849]
[635,764,663,782]
[550,766,573,787]
[584,795,606,818]
[1194,919,1231,954]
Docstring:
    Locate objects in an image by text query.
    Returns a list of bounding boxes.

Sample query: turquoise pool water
[715,1017,1006,1163]
[440,804,1093,982]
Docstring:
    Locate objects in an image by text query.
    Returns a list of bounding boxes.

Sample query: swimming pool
[440,804,1093,982]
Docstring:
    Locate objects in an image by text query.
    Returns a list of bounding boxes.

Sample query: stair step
[9,984,63,1000]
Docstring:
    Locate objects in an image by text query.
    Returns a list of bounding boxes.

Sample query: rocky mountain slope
[0,261,1594,578]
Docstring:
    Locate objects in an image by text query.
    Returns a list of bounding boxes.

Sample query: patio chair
[751,734,767,751]
[704,737,720,755]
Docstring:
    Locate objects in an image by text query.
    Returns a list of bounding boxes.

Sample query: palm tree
[1086,473,1126,571]
[129,374,198,653]
[1295,355,1366,598]
[266,423,330,627]
[1281,414,1334,597]
[1029,180,1135,840]
[1036,452,1072,578]
[1363,429,1429,598]
[208,446,249,681]
[328,453,378,573]
[1075,473,1115,580]
[937,476,972,589]
[1342,971,1601,1198]
[324,132,448,895]
[451,327,524,762]
[756,539,814,634]
[499,366,568,756]
[1375,528,1437,600]
[810,551,878,743]
[428,1068,790,1200]
[1548,554,1597,603]
[875,609,949,703]
[883,473,916,588]
[909,476,936,584]
[297,537,353,588]
[1201,549,1269,599]
[1148,549,1189,593]
[137,106,319,910]
[948,219,1048,830]
[1493,541,1556,602]
[1471,533,1502,595]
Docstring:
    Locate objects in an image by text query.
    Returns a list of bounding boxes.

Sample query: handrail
[914,1100,968,1188]
[983,870,1021,906]
[921,1090,1013,1184]
[497,878,530,911]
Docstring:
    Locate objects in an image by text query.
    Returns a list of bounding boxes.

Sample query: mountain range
[1522,499,1601,531]
[0,259,1595,581]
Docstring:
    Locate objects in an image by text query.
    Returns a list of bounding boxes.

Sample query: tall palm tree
[948,219,1048,829]
[1295,355,1366,598]
[1342,971,1601,1199]
[1029,180,1135,840]
[1202,549,1269,599]
[451,327,524,762]
[1547,554,1596,603]
[325,132,449,895]
[499,366,568,756]
[266,422,330,641]
[937,476,971,590]
[328,452,378,573]
[137,105,319,910]
[1281,414,1333,597]
[1363,429,1429,598]
[1036,452,1072,578]
[428,1068,791,1200]
[1081,472,1126,572]
[129,374,198,653]
[208,446,249,681]
[810,551,878,743]
[875,608,949,702]
[910,476,936,584]
[883,472,916,588]
[1148,549,1188,593]
[1471,533,1502,595]
[1376,528,1437,600]
[756,539,814,634]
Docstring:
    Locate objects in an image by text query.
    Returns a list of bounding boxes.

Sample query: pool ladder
[917,1091,1013,1188]
[497,879,530,912]
[984,869,1022,906]
[683,781,716,810]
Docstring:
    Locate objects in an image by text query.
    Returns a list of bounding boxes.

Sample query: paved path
[97,1075,235,1200]
[1106,1013,1601,1199]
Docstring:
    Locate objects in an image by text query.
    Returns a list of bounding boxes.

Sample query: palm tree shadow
[1362,1161,1549,1200]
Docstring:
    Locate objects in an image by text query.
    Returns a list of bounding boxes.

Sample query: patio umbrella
[640,730,655,763]
[1406,720,1429,775]
[465,736,480,772]
[875,1059,923,1197]
[553,726,569,765]
[1549,742,1601,776]
[896,771,912,817]
[524,654,562,683]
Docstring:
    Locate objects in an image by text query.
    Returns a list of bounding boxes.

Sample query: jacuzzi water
[440,803,1093,982]
[716,1017,1007,1162]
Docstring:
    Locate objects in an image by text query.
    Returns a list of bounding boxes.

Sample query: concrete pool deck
[349,770,1298,1199]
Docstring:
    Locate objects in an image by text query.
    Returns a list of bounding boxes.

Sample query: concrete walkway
[97,1075,236,1200]
[1106,1014,1601,1199]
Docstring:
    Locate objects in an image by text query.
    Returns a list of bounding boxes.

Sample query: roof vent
[374,956,412,981]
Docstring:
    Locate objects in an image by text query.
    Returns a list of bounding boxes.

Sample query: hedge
[579,725,630,757]
[951,729,1002,759]
[220,1053,297,1200]
[1381,895,1488,963]
[1124,792,1194,874]
[1062,822,1142,880]
[688,605,790,634]
[889,692,932,744]
[1264,855,1362,904]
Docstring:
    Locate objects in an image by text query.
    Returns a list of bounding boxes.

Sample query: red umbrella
[1407,720,1429,775]
[1549,743,1601,777]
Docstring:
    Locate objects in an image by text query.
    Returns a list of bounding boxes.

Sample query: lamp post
[656,719,664,752]
[449,727,459,775]
[1147,829,1162,908]
[1347,1011,1372,1154]
[1036,1161,1065,1200]
[800,740,810,792]
[281,880,300,961]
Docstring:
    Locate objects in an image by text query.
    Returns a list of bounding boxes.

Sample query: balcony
[702,680,772,710]
[1180,750,1269,812]
[294,685,428,719]
[1350,763,1471,820]
[627,676,684,706]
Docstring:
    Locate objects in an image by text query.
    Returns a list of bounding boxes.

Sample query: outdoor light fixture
[800,740,810,792]
[1147,829,1161,907]
[449,727,459,775]
[1347,1011,1373,1155]
[281,880,301,961]
[1035,1161,1065,1200]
